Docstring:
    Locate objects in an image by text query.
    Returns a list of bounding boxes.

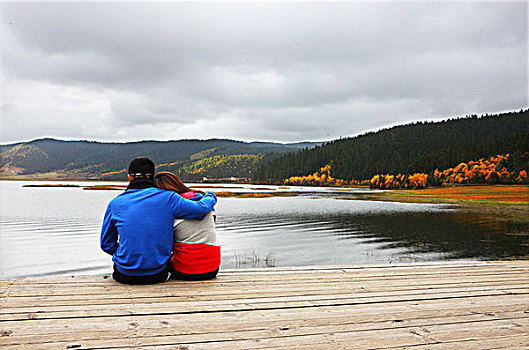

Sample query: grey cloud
[1,1,527,143]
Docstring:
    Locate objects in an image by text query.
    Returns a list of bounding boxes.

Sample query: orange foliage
[370,153,527,190]
[436,154,526,185]
[284,154,527,190]
[284,164,369,187]
[370,173,428,190]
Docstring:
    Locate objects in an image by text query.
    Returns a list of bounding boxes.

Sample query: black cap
[128,157,155,180]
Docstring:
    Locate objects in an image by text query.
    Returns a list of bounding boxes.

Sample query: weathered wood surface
[1,261,528,349]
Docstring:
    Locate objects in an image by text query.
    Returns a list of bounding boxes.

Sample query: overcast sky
[1,1,527,144]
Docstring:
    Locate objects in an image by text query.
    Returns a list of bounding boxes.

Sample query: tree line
[370,152,528,189]
[253,109,529,183]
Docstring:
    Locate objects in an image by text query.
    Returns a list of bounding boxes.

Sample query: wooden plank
[2,290,526,333]
[0,282,13,296]
[1,293,526,336]
[147,318,529,349]
[1,302,527,346]
[13,262,529,284]
[6,272,528,297]
[2,287,528,322]
[1,261,528,349]
[3,271,529,297]
[3,260,506,283]
[257,334,529,350]
[2,282,528,317]
[6,260,529,286]
[0,296,529,340]
[1,296,527,346]
[3,276,528,309]
[386,335,529,350]
[3,273,529,300]
[4,269,528,299]
[7,315,528,349]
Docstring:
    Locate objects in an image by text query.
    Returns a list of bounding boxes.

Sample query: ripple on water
[1,181,526,278]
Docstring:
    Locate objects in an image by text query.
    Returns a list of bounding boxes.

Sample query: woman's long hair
[154,171,204,195]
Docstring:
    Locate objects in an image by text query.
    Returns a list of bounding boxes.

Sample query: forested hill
[0,138,319,180]
[3,110,528,182]
[254,109,529,182]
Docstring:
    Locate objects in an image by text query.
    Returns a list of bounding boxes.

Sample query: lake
[0,181,527,279]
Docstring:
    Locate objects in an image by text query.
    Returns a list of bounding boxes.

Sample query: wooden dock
[1,261,528,349]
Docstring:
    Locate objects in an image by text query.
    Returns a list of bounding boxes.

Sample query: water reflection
[0,181,527,278]
[216,198,528,269]
[332,211,528,259]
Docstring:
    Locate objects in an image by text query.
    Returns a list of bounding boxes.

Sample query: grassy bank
[348,185,529,224]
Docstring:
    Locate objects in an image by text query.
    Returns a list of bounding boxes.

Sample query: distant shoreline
[5,179,528,228]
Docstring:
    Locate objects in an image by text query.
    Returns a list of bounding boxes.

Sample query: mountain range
[0,138,320,181]
[2,109,528,182]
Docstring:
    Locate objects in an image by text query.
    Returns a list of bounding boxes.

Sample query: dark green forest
[253,109,529,183]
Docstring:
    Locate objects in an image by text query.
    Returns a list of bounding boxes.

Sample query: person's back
[154,173,221,280]
[171,196,220,280]
[103,187,197,276]
[100,158,217,284]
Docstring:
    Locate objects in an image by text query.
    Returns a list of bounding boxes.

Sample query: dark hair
[154,171,204,195]
[128,157,155,180]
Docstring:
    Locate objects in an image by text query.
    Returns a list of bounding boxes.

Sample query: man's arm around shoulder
[169,192,217,219]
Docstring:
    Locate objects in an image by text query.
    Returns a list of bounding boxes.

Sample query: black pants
[170,267,219,281]
[112,264,169,285]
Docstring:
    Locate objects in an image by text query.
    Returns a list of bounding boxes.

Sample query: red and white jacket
[170,192,220,274]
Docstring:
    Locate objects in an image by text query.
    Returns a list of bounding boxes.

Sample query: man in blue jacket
[100,157,217,284]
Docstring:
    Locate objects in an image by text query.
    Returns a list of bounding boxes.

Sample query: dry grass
[343,185,529,224]
[213,191,239,197]
[405,185,529,204]
[239,193,275,198]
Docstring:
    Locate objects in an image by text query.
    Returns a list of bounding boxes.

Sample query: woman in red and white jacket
[154,171,220,280]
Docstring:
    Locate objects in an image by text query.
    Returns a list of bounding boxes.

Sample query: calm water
[1,181,527,279]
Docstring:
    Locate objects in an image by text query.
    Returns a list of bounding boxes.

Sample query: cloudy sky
[1,1,527,144]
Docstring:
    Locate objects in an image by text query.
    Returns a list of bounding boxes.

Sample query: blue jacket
[100,187,217,276]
